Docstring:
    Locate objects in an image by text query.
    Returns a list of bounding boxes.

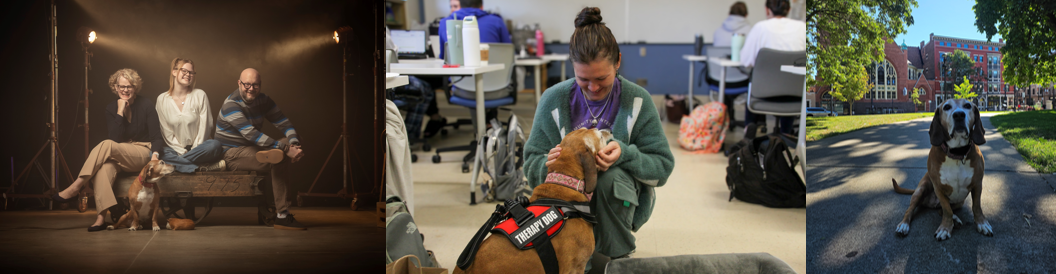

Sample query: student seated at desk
[437,0,511,60]
[739,0,806,135]
[713,1,751,47]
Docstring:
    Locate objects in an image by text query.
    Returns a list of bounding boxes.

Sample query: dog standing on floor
[891,98,992,241]
[109,160,175,231]
[456,128,612,274]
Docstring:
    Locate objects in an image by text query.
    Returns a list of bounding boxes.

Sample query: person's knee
[98,139,116,149]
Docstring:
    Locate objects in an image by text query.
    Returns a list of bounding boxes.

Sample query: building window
[871,61,897,100]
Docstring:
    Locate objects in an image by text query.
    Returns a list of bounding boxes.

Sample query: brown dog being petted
[109,160,174,231]
[891,98,992,241]
[455,128,612,274]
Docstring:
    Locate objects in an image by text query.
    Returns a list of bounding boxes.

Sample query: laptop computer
[391,29,428,59]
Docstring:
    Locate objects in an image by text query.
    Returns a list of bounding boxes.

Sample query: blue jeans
[161,139,224,173]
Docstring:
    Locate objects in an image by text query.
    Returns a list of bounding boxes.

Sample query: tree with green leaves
[808,0,917,105]
[911,87,923,110]
[975,0,1056,88]
[830,73,873,115]
[939,50,976,96]
[954,76,979,99]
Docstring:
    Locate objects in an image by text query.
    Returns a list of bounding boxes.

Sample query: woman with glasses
[155,57,224,174]
[49,68,166,231]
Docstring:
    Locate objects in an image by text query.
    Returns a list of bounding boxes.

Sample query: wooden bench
[108,171,274,226]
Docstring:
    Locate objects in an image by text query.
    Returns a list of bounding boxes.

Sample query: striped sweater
[214,89,300,150]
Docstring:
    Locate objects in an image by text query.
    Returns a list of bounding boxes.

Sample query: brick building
[812,33,1040,114]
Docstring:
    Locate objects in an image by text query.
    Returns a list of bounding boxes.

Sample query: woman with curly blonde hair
[49,68,165,232]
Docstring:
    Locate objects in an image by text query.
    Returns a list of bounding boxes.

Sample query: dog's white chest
[939,159,974,204]
[137,187,154,202]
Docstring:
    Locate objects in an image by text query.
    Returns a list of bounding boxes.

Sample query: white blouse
[156,89,213,155]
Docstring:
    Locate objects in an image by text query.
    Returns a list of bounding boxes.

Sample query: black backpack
[724,124,806,208]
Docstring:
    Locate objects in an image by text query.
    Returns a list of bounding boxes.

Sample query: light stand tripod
[3,1,74,210]
[296,26,358,209]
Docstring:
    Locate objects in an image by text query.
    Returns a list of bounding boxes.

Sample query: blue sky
[893,0,1002,47]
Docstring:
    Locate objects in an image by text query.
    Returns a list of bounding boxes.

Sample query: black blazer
[104,96,165,156]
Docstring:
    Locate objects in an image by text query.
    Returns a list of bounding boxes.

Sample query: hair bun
[574,7,603,28]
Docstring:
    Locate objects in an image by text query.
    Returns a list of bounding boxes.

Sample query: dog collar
[138,174,156,188]
[544,173,591,201]
[940,141,973,161]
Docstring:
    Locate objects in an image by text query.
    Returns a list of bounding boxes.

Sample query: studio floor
[0,206,383,273]
[404,90,806,273]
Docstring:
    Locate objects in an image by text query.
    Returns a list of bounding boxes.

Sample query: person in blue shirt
[437,0,511,60]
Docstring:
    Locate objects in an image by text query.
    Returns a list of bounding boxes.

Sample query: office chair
[431,43,518,173]
[701,45,751,130]
[746,48,807,172]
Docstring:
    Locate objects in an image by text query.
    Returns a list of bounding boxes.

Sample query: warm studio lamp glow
[335,26,352,45]
[77,27,96,46]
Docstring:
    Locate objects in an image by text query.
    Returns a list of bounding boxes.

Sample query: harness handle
[456,204,508,270]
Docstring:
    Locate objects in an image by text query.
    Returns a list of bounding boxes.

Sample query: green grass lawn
[806,112,932,142]
[989,110,1056,173]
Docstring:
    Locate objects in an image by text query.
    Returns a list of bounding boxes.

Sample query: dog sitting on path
[109,160,174,231]
[891,98,992,241]
[455,128,612,274]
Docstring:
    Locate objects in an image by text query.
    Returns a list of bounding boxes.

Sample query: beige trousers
[78,140,152,215]
[222,139,292,214]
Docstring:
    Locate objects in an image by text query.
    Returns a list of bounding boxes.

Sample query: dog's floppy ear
[578,150,598,195]
[970,106,986,145]
[929,107,949,147]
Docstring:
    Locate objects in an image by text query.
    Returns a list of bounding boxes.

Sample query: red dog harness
[457,196,596,274]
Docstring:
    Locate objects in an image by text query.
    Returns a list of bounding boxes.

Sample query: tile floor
[403,91,806,273]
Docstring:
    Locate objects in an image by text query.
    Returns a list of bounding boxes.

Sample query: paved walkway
[806,113,1056,273]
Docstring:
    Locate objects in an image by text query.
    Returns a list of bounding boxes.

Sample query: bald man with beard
[214,68,307,230]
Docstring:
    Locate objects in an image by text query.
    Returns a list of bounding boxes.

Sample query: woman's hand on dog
[545,145,562,168]
[595,141,620,171]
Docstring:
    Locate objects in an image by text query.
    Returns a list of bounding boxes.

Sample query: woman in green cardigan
[523,7,675,260]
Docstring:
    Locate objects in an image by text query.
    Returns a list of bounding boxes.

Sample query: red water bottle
[535,24,544,57]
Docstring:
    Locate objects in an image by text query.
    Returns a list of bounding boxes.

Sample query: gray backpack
[385,195,439,268]
[478,115,532,202]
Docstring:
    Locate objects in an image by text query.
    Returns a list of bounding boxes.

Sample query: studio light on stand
[298,26,360,209]
[75,26,96,212]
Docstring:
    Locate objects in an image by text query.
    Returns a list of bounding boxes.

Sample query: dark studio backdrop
[0,0,383,209]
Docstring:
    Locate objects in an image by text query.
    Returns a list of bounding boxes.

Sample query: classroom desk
[706,57,743,110]
[781,65,807,182]
[397,58,445,65]
[542,54,570,81]
[682,55,708,110]
[385,73,409,89]
[516,54,570,104]
[389,63,505,205]
[515,58,546,104]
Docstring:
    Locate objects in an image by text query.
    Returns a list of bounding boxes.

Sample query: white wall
[419,0,805,44]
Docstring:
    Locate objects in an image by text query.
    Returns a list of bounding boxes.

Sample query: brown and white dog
[891,98,991,241]
[109,160,174,231]
[456,128,612,274]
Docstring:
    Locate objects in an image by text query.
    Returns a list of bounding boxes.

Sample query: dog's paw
[934,227,952,241]
[106,225,115,230]
[166,223,172,230]
[128,226,138,231]
[977,221,994,236]
[952,215,963,226]
[894,223,910,236]
[152,226,161,232]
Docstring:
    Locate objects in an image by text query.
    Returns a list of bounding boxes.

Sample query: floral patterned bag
[678,102,728,153]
